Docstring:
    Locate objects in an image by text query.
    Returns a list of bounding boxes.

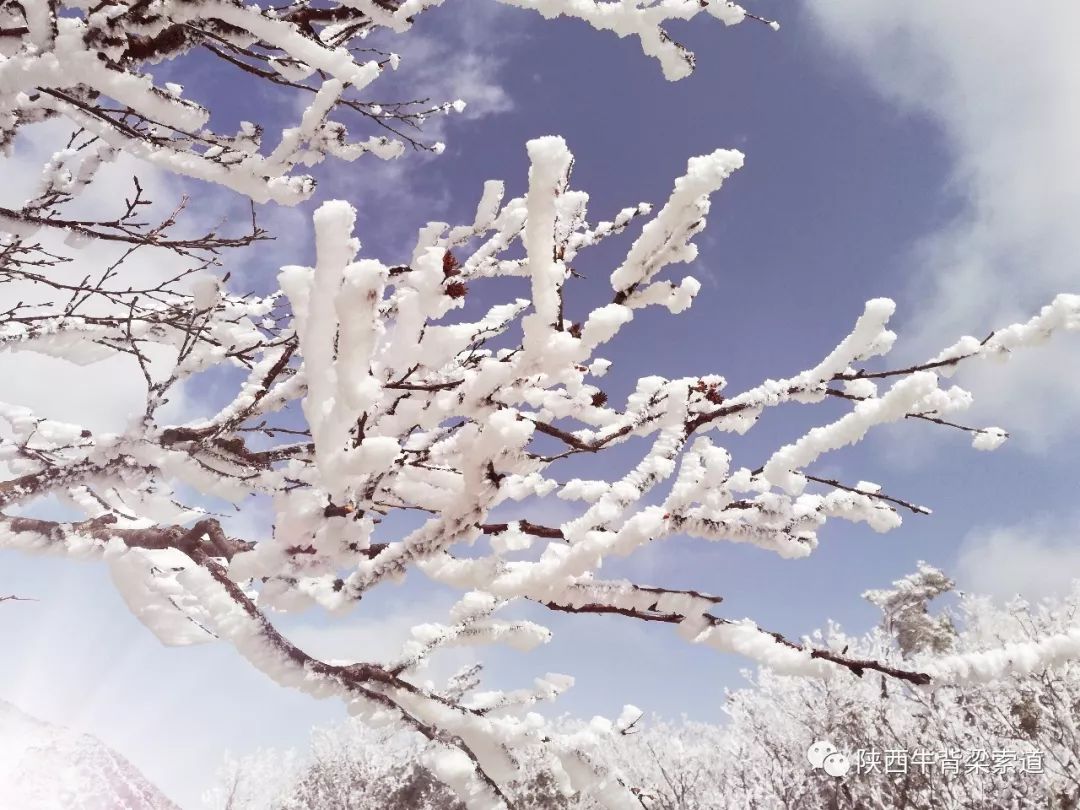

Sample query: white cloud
[387,3,515,125]
[0,121,237,432]
[807,0,1080,448]
[956,513,1080,602]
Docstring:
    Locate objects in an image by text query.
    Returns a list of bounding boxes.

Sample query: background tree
[211,568,1080,809]
[713,566,1080,809]
[3,0,1080,807]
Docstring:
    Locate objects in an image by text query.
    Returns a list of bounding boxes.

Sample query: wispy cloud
[381,2,516,126]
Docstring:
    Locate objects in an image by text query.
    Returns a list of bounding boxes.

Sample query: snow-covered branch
[3,132,1078,805]
[0,0,459,205]
[4,5,1080,806]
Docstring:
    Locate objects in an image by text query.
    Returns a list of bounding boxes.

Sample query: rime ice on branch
[3,2,1080,807]
[0,0,772,210]
[0,0,457,206]
[2,132,1080,806]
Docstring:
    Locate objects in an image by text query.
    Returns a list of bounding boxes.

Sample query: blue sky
[3,2,1080,807]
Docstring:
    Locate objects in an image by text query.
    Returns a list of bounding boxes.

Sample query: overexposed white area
[0,698,179,809]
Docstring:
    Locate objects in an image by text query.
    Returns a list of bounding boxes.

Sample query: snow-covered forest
[207,569,1080,809]
[2,0,1080,807]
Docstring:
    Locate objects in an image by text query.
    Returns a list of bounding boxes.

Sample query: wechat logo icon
[807,740,851,777]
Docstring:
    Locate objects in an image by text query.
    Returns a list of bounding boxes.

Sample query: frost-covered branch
[3,131,1078,805]
[0,0,460,204]
[1,0,770,212]
[4,6,1080,805]
[498,0,779,81]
